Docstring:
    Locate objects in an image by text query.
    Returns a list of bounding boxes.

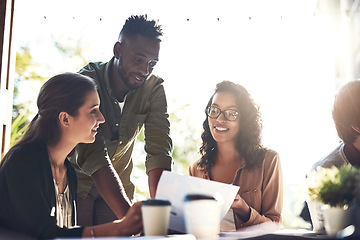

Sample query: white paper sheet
[155,171,240,233]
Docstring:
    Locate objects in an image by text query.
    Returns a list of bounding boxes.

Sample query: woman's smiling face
[208,92,240,144]
[68,90,105,144]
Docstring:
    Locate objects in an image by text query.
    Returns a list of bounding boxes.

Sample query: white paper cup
[141,199,171,236]
[183,194,221,240]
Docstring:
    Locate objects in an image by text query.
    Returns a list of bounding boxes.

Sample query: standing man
[69,15,173,226]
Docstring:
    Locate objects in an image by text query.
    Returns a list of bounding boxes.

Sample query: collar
[343,143,360,167]
[105,57,136,101]
[104,57,114,97]
[205,157,246,182]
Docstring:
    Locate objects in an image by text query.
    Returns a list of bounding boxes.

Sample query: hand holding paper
[155,171,239,233]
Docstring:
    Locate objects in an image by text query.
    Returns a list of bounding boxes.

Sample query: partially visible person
[312,80,360,170]
[0,73,142,239]
[70,14,173,226]
[304,80,360,232]
[189,81,283,230]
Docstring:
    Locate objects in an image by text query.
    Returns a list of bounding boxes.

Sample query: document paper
[155,171,239,233]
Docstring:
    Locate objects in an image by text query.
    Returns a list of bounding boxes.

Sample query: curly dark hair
[119,15,163,42]
[198,81,266,174]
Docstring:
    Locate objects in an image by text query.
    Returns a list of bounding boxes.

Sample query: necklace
[48,153,67,193]
[48,151,70,228]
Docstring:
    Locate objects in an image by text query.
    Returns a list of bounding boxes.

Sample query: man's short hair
[118,15,163,42]
[332,80,360,144]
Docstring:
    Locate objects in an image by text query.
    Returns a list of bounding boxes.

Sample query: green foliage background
[11,47,47,145]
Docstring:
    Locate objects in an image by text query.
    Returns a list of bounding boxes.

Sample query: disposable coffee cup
[141,199,171,236]
[183,194,221,240]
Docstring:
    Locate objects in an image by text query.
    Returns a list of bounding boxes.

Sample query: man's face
[115,35,160,90]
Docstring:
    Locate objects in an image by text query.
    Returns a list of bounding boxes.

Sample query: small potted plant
[306,164,360,235]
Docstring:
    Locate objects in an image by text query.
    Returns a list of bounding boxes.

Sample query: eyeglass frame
[206,106,239,122]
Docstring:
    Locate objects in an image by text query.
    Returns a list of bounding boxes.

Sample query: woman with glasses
[189,81,283,230]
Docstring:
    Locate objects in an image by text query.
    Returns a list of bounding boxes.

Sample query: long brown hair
[1,73,97,163]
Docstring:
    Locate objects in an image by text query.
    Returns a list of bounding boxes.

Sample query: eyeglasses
[206,106,239,122]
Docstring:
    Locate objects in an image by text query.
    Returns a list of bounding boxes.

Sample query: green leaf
[307,165,360,207]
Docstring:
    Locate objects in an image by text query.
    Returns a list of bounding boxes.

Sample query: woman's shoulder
[189,159,205,177]
[2,141,46,167]
[264,148,279,158]
[14,141,46,157]
[263,148,281,167]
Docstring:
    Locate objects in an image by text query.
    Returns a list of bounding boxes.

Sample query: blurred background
[2,0,360,229]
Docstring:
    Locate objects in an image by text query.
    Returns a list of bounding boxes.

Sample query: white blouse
[53,179,73,228]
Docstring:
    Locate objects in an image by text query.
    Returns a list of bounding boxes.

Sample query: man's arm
[148,168,168,198]
[92,164,131,219]
[144,79,173,198]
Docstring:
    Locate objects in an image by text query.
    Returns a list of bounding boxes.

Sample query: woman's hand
[231,194,251,222]
[82,202,143,238]
[115,201,143,236]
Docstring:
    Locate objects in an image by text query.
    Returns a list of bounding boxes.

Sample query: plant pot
[322,205,353,236]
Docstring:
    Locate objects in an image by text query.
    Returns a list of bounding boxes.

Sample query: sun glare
[12,0,357,227]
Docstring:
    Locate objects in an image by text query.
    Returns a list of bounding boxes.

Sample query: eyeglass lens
[207,106,238,121]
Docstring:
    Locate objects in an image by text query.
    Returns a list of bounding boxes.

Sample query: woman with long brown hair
[0,73,142,239]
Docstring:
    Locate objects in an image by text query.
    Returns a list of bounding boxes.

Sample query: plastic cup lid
[184,194,216,202]
[142,199,171,206]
